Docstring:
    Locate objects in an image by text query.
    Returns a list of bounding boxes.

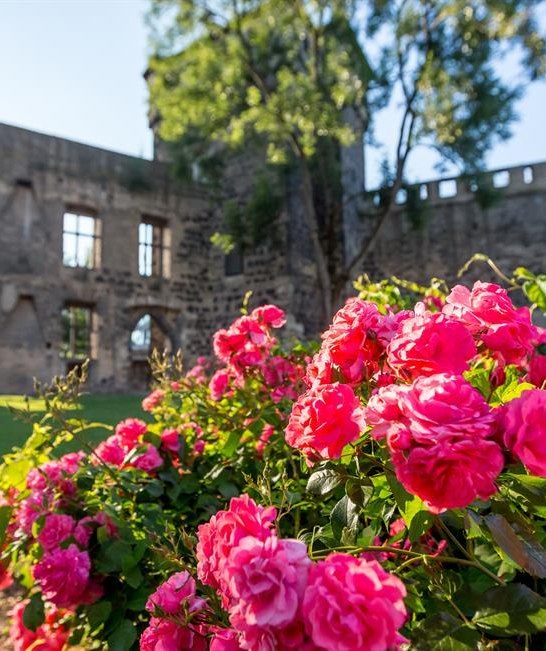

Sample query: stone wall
[1,119,545,394]
[0,123,214,393]
[363,163,546,285]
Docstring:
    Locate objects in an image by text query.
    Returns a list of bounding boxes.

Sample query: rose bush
[2,262,546,650]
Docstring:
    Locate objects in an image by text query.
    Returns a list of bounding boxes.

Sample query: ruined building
[1,119,545,393]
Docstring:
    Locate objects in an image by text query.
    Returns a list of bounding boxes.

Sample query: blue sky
[1,0,545,188]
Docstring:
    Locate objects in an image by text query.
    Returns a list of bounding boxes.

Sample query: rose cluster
[209,305,304,406]
[285,281,546,511]
[141,495,407,651]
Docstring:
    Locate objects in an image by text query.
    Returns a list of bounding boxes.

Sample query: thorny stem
[309,544,504,585]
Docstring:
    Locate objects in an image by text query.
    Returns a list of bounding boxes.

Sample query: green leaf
[490,380,533,407]
[345,477,374,508]
[330,495,359,541]
[221,430,240,457]
[387,473,430,539]
[123,565,144,589]
[87,601,112,629]
[513,266,536,281]
[473,584,546,635]
[306,469,343,496]
[412,613,481,649]
[523,275,546,311]
[464,367,491,399]
[22,593,45,632]
[485,513,546,578]
[108,619,137,651]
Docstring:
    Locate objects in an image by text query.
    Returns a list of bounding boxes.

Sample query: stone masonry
[0,120,545,393]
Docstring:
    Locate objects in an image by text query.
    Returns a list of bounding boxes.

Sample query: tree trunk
[298,158,333,325]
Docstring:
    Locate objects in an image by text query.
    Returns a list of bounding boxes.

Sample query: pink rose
[387,303,476,378]
[302,553,407,651]
[142,389,165,412]
[503,388,546,476]
[37,513,76,551]
[315,298,410,385]
[209,369,230,401]
[131,444,163,473]
[94,434,126,466]
[140,618,207,651]
[366,374,503,512]
[285,383,366,461]
[74,512,117,547]
[212,316,275,371]
[16,492,53,535]
[528,330,546,388]
[226,536,310,630]
[33,545,90,608]
[115,418,147,445]
[444,281,538,363]
[210,628,243,651]
[392,435,504,513]
[160,428,181,454]
[27,452,84,495]
[196,495,276,597]
[146,571,206,616]
[251,305,286,328]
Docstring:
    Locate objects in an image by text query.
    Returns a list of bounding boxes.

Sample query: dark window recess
[61,305,94,360]
[139,219,170,278]
[225,247,244,276]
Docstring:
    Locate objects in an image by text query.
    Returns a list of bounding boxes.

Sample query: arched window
[130,314,152,354]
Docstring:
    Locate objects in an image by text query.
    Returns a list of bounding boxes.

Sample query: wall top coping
[0,121,211,200]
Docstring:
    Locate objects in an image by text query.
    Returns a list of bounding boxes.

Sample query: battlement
[368,161,546,208]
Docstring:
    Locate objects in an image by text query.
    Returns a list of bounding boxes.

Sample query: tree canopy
[147,0,546,322]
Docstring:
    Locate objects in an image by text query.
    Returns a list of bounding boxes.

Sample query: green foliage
[4,265,546,647]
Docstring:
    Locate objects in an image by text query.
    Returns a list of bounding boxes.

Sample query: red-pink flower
[444,281,538,363]
[94,434,126,466]
[213,315,276,370]
[146,571,206,616]
[37,513,76,551]
[528,329,546,388]
[285,383,366,461]
[387,303,476,378]
[210,628,243,651]
[226,536,310,630]
[314,298,410,385]
[196,495,277,598]
[261,356,302,403]
[131,444,163,472]
[140,618,207,651]
[366,374,503,512]
[393,436,503,514]
[0,560,13,590]
[142,389,165,412]
[115,418,147,445]
[33,544,91,608]
[210,369,230,401]
[302,553,407,651]
[10,600,70,651]
[503,388,546,476]
[27,452,84,496]
[160,428,181,454]
[250,305,286,328]
[73,512,117,547]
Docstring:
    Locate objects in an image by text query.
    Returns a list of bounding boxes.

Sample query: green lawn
[0,394,146,457]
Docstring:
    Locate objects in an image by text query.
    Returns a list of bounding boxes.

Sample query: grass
[0,394,146,457]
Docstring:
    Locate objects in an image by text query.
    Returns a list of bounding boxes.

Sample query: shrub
[2,263,546,650]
